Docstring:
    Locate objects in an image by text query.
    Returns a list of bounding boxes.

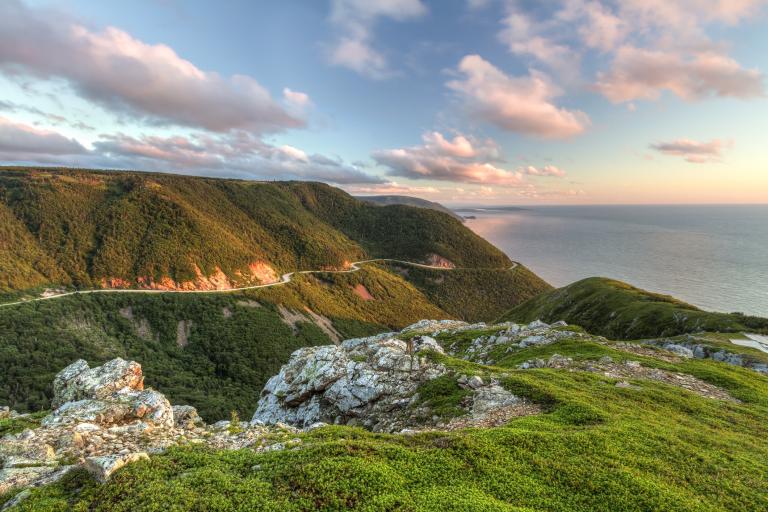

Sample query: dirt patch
[118,307,154,341]
[222,307,232,318]
[353,284,375,301]
[236,300,262,308]
[176,320,193,348]
[304,308,342,344]
[608,342,682,363]
[277,305,308,334]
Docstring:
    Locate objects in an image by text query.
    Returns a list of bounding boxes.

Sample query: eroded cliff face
[99,261,278,291]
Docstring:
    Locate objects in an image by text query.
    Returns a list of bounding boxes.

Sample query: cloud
[520,165,566,177]
[0,100,95,130]
[485,1,765,105]
[0,0,302,133]
[327,0,427,79]
[92,131,384,183]
[0,115,382,184]
[346,181,440,195]
[577,1,626,52]
[447,55,590,138]
[0,115,87,158]
[650,138,731,163]
[498,12,581,80]
[596,46,764,102]
[282,88,312,110]
[372,130,526,186]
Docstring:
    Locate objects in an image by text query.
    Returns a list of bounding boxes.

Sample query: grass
[500,277,768,339]
[8,328,768,511]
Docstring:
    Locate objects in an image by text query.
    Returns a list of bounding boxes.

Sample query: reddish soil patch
[353,284,375,301]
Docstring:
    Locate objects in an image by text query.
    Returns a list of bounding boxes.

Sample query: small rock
[467,376,484,389]
[85,452,149,482]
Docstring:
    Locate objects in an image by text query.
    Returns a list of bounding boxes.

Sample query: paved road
[0,259,519,308]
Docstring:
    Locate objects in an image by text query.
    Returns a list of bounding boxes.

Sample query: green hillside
[0,167,511,293]
[500,277,768,339]
[355,194,464,222]
[0,266,447,421]
[383,262,552,322]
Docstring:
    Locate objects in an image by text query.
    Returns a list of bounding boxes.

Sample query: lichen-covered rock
[252,333,448,431]
[172,405,202,428]
[43,359,173,428]
[52,358,144,408]
[85,452,149,482]
[0,441,56,468]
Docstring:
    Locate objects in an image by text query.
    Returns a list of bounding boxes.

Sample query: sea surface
[460,205,768,317]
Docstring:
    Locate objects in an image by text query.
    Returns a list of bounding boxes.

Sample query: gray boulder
[43,359,173,428]
[252,334,448,431]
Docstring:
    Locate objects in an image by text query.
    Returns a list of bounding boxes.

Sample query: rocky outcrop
[0,359,289,505]
[44,359,173,428]
[252,334,449,432]
[643,336,768,374]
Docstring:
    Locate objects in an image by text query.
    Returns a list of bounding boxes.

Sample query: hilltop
[0,167,510,294]
[499,277,768,339]
[355,195,464,222]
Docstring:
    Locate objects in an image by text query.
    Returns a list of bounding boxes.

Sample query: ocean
[460,205,768,317]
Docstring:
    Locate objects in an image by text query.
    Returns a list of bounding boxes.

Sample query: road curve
[0,259,519,308]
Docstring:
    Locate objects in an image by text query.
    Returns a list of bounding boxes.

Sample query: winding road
[0,259,519,308]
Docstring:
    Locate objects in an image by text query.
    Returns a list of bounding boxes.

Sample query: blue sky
[1,0,767,204]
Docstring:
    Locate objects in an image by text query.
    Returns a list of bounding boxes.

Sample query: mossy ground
[7,328,768,511]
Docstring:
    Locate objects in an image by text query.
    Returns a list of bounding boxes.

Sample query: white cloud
[0,0,302,133]
[372,130,525,186]
[0,115,86,158]
[650,138,731,163]
[520,165,566,177]
[327,0,427,79]
[283,88,311,109]
[0,115,383,184]
[498,12,581,80]
[447,55,590,138]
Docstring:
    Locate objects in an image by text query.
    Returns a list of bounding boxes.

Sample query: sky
[0,0,767,205]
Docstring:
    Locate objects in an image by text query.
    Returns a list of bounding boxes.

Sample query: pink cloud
[596,46,764,102]
[650,138,732,163]
[372,130,526,186]
[520,165,566,177]
[0,0,302,133]
[447,55,590,138]
[0,115,86,157]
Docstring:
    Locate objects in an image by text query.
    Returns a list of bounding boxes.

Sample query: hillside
[355,195,464,222]
[3,319,768,510]
[0,167,511,294]
[381,262,552,322]
[500,277,768,339]
[0,265,450,421]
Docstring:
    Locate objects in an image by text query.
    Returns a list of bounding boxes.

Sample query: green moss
[415,374,471,418]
